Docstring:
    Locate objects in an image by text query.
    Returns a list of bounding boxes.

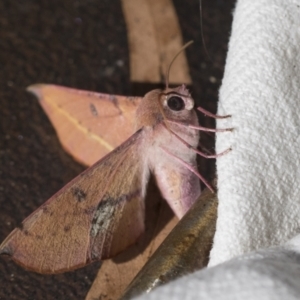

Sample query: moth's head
[136,41,197,129]
[161,84,194,112]
[135,84,197,129]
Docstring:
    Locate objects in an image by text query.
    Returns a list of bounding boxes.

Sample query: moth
[0,46,230,273]
[0,84,229,274]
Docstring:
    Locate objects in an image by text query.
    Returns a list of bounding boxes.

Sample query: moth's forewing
[27,84,142,166]
[0,130,146,274]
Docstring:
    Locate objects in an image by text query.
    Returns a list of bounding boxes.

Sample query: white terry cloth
[210,0,300,265]
[135,234,300,300]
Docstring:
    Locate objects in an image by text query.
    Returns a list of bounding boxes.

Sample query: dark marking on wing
[64,225,71,232]
[84,206,96,215]
[109,95,122,115]
[91,197,114,230]
[72,187,87,202]
[109,95,118,105]
[98,189,141,209]
[90,189,141,239]
[42,206,53,216]
[90,103,98,116]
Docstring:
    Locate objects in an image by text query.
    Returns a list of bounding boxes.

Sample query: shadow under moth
[0,62,230,274]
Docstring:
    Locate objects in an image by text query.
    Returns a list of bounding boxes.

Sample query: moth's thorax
[135,89,163,129]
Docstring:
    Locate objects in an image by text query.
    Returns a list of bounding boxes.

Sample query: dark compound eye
[167,96,185,111]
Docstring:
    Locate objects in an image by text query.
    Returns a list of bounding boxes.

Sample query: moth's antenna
[161,41,193,132]
[165,40,194,89]
[199,0,212,62]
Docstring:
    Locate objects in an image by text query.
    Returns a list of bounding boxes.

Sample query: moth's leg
[160,146,214,193]
[193,147,231,159]
[198,142,214,155]
[163,124,231,159]
[166,120,233,133]
[197,106,231,119]
[166,119,232,155]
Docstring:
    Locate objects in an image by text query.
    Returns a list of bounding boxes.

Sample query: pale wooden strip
[121,0,160,82]
[121,0,191,84]
[148,0,192,84]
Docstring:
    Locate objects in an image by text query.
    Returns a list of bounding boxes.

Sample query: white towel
[211,0,300,266]
[136,235,300,300]
[136,0,300,298]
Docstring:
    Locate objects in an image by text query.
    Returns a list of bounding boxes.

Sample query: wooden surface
[122,0,191,84]
[0,0,235,299]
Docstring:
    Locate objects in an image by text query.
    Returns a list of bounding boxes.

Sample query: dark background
[0,0,235,299]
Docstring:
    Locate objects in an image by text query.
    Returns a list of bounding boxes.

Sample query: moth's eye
[167,96,185,111]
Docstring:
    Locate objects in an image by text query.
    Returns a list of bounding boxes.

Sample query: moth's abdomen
[153,157,201,219]
[148,124,201,218]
